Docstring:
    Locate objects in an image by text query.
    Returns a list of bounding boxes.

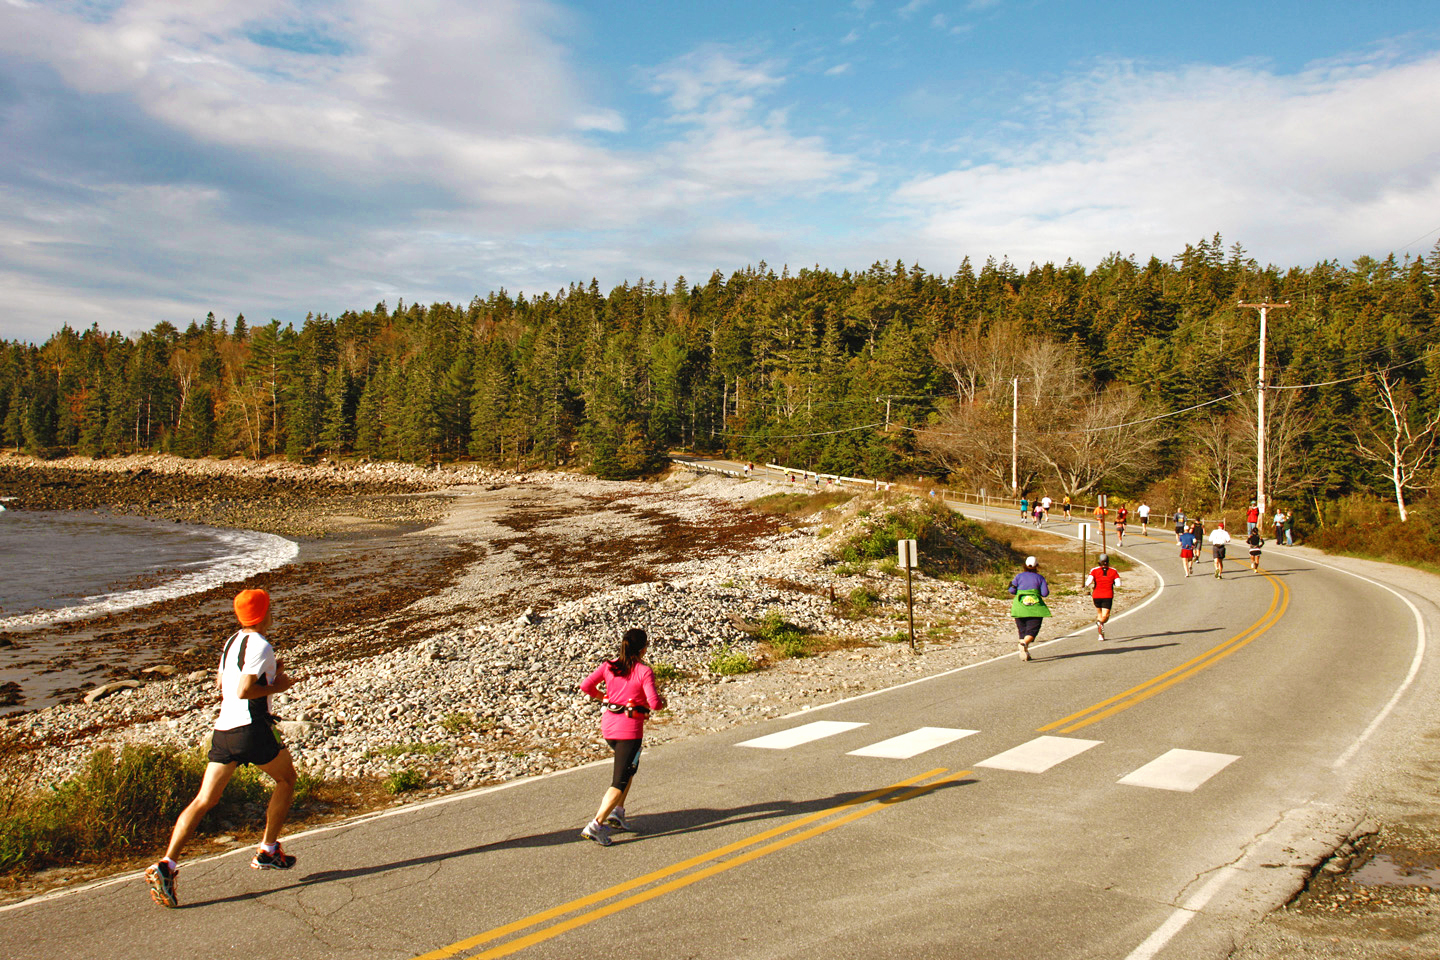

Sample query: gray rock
[278,720,319,741]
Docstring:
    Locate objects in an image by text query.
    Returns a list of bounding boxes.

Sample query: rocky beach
[0,453,1145,885]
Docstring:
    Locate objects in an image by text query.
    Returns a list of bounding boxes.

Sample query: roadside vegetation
[0,744,324,875]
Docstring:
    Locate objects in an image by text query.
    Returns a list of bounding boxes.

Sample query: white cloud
[825,62,852,76]
[893,53,1440,269]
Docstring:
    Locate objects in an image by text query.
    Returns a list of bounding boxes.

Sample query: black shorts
[1212,545,1227,560]
[606,738,643,791]
[1093,597,1113,610]
[208,723,284,767]
[1015,617,1044,639]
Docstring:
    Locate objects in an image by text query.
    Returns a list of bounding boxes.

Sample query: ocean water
[0,510,299,630]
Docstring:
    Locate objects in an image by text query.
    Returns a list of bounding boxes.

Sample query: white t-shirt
[1041,497,1052,509]
[1137,504,1150,518]
[1208,528,1232,546]
[215,629,277,731]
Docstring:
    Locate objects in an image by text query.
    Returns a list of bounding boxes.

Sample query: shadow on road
[1033,642,1181,662]
[181,779,975,908]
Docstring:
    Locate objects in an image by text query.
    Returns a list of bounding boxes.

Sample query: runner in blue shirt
[1178,524,1197,578]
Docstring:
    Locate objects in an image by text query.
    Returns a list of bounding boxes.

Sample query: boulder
[278,720,319,741]
[141,664,178,677]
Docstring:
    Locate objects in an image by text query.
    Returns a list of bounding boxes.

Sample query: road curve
[0,476,1431,960]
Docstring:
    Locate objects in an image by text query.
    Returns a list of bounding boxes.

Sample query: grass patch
[837,500,1022,576]
[756,609,810,659]
[384,769,426,795]
[709,644,759,675]
[845,585,882,616]
[0,744,322,875]
[440,712,475,735]
[651,662,685,681]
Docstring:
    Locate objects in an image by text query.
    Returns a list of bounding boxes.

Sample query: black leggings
[606,738,642,791]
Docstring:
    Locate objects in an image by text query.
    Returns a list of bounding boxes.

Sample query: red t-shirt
[1246,506,1259,523]
[1088,566,1120,599]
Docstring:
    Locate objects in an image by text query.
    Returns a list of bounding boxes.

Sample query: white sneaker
[604,808,632,832]
[581,820,612,846]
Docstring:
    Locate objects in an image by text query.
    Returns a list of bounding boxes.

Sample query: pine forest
[6,235,1440,530]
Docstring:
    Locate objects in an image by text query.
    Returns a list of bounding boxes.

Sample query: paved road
[2,474,1432,960]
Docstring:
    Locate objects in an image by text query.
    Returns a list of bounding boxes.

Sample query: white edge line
[778,510,1168,721]
[0,756,611,915]
[1124,548,1428,958]
[1284,552,1427,769]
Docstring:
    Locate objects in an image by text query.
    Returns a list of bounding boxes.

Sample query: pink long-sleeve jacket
[581,661,664,740]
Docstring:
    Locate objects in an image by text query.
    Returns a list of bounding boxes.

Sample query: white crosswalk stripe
[1117,749,1240,792]
[847,727,979,759]
[975,736,1103,773]
[736,720,867,750]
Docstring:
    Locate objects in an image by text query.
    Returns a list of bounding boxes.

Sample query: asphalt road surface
[2,474,1432,960]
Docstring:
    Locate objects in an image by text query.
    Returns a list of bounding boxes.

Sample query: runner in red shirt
[1085,554,1121,641]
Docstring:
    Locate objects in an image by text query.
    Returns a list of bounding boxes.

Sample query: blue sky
[2,0,1439,341]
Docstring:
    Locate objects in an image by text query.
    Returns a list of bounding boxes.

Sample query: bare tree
[1024,384,1161,497]
[1234,376,1319,505]
[1192,409,1244,509]
[1354,368,1440,521]
[919,397,1042,495]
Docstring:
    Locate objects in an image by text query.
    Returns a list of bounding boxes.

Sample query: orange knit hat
[233,589,270,627]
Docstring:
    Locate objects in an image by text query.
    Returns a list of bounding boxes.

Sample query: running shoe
[581,820,613,846]
[251,844,297,869]
[145,861,178,908]
[603,809,632,832]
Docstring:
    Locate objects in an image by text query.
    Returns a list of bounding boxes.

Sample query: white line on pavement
[846,727,978,759]
[975,735,1102,773]
[736,720,868,749]
[1117,749,1240,792]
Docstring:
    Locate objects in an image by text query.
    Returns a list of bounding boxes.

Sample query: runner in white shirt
[1039,496,1052,525]
[1137,502,1150,535]
[145,589,301,909]
[1208,521,1232,579]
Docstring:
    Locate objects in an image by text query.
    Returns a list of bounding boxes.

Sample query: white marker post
[898,539,919,654]
[1079,523,1091,582]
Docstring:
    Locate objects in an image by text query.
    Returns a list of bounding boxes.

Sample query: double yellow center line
[1039,570,1290,734]
[418,566,1290,958]
[414,768,971,960]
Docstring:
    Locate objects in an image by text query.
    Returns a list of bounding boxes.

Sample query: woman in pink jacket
[579,628,666,846]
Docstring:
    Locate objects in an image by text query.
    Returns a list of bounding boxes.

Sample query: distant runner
[1178,523,1198,577]
[146,589,300,909]
[1137,502,1150,535]
[579,628,666,846]
[1246,528,1264,572]
[1114,505,1128,547]
[1085,553,1121,641]
[1062,495,1072,519]
[1019,496,1030,523]
[1208,521,1232,579]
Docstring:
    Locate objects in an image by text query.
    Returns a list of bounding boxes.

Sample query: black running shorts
[209,723,284,767]
[606,738,643,792]
[1093,597,1113,610]
[1212,545,1227,560]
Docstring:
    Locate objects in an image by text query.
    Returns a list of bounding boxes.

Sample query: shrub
[651,662,684,681]
[0,744,322,874]
[757,609,810,659]
[709,644,758,675]
[835,500,1021,575]
[846,586,881,615]
[384,768,426,795]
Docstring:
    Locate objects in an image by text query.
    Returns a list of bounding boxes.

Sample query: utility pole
[1238,302,1291,518]
[1011,376,1019,494]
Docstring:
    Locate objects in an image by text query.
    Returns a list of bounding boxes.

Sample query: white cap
[1025,555,1038,568]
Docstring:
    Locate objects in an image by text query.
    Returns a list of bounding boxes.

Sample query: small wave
[0,528,299,630]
